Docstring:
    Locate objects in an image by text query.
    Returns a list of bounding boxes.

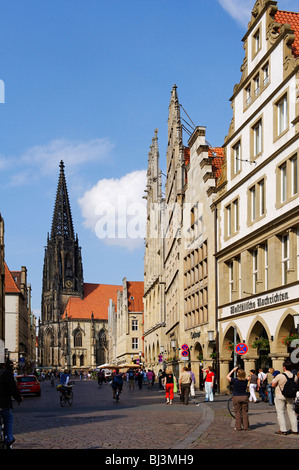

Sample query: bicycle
[57,381,75,407]
[227,396,235,418]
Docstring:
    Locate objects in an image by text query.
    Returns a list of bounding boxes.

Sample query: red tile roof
[127,281,144,312]
[208,147,225,179]
[62,283,122,321]
[275,10,299,57]
[4,262,20,294]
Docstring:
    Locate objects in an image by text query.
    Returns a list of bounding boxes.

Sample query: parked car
[16,375,41,396]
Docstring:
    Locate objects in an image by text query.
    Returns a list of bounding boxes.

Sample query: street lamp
[139,351,142,367]
[293,313,299,335]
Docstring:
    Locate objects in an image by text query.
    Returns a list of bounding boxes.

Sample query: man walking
[179,367,192,405]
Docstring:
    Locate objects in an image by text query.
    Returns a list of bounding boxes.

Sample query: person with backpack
[271,359,299,435]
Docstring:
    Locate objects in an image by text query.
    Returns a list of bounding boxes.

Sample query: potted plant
[281,333,299,347]
[251,338,270,351]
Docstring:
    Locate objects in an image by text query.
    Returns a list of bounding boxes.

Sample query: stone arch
[274,308,298,356]
[221,323,242,361]
[246,316,271,348]
[246,316,271,369]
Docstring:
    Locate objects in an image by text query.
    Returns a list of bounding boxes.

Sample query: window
[228,261,234,302]
[253,120,262,157]
[250,186,256,221]
[282,234,289,285]
[248,177,266,224]
[132,338,139,349]
[228,257,240,302]
[246,84,252,106]
[225,198,239,238]
[254,74,260,97]
[252,249,258,294]
[233,199,239,233]
[74,331,82,348]
[291,156,298,197]
[253,29,261,56]
[277,94,288,135]
[258,180,265,216]
[233,141,241,175]
[264,243,268,290]
[280,163,287,203]
[263,63,269,86]
[132,319,138,331]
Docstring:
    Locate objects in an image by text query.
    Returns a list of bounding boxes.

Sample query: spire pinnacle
[50,161,75,240]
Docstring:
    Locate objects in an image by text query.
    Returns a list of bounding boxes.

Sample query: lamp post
[294,313,299,335]
[139,351,142,367]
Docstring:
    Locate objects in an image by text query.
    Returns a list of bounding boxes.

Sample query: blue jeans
[205,382,214,401]
[266,384,274,405]
[0,407,14,442]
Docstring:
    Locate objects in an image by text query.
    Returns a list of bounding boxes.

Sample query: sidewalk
[171,389,299,449]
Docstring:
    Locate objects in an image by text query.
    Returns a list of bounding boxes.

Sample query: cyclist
[112,368,123,399]
[0,360,23,448]
[58,369,72,397]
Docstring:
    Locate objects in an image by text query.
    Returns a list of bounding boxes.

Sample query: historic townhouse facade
[214,0,299,392]
[5,263,36,370]
[115,278,144,365]
[181,126,224,387]
[143,130,166,374]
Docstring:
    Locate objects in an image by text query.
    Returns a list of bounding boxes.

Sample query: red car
[16,375,41,396]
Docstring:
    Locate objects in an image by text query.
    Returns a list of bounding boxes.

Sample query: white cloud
[218,0,299,28]
[218,0,252,27]
[78,170,147,251]
[21,137,114,176]
[7,137,114,186]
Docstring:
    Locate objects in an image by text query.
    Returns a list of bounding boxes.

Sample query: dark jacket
[0,367,22,408]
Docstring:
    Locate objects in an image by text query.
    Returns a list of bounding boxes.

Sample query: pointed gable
[127,281,144,312]
[4,262,20,293]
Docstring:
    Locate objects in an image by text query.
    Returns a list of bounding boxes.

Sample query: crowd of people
[1,357,299,448]
[227,360,299,435]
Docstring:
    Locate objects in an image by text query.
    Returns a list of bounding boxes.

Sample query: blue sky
[0,0,297,318]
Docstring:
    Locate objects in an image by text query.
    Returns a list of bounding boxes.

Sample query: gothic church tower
[39,161,84,367]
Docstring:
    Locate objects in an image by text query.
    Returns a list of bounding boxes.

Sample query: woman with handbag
[163,369,175,405]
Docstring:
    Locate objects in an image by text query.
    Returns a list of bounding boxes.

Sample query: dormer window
[253,28,261,57]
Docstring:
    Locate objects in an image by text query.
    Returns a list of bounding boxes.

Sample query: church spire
[51,161,75,240]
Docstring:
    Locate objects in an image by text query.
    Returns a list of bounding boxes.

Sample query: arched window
[74,330,82,347]
[72,354,76,366]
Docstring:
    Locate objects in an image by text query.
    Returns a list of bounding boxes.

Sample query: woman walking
[163,369,175,405]
[227,366,250,431]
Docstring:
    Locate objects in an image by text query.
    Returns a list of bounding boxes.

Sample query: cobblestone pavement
[12,379,204,449]
[11,379,299,450]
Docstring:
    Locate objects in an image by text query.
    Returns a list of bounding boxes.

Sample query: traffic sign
[235,343,248,355]
[181,344,189,351]
[158,354,163,363]
[181,350,189,357]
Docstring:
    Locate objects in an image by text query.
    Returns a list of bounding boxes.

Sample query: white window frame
[282,234,289,285]
[277,95,288,135]
[253,120,262,156]
[132,338,139,350]
[132,319,138,331]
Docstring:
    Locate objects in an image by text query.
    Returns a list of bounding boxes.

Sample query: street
[10,378,299,451]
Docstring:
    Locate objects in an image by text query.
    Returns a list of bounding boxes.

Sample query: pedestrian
[163,369,174,405]
[248,370,258,403]
[257,368,267,402]
[146,369,153,389]
[266,367,275,406]
[271,359,299,435]
[128,368,135,390]
[151,371,155,387]
[137,370,143,390]
[227,366,250,431]
[203,366,215,402]
[188,367,196,398]
[143,370,147,385]
[179,367,192,405]
[158,369,164,389]
[0,360,23,448]
[97,369,104,388]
